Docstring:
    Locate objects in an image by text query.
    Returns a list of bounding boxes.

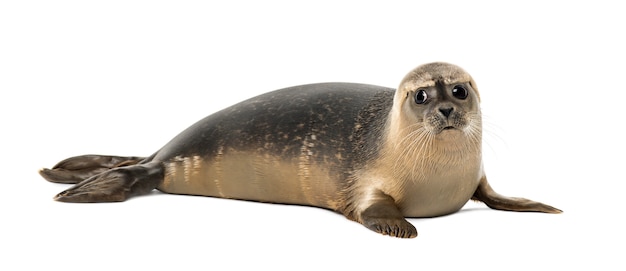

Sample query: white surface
[1,1,624,270]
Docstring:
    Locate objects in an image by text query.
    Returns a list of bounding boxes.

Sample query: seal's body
[154,83,391,212]
[40,63,561,238]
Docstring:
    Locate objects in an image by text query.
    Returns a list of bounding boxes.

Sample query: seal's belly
[156,151,342,210]
[398,173,481,218]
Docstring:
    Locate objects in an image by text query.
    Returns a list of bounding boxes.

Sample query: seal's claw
[40,155,145,184]
[364,218,418,238]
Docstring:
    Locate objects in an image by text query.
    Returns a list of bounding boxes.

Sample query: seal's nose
[439,107,453,118]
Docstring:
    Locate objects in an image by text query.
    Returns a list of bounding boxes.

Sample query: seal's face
[395,62,481,139]
[409,82,478,134]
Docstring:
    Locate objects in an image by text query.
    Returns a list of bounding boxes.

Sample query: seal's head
[391,62,482,140]
[384,62,483,174]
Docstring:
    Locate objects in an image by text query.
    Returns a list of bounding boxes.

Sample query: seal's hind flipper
[39,155,146,184]
[54,161,164,203]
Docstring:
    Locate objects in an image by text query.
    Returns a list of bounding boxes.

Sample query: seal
[40,62,561,238]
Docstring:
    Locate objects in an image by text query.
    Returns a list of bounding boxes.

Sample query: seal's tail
[39,155,146,184]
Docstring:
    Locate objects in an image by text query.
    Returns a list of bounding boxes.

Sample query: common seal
[40,62,561,238]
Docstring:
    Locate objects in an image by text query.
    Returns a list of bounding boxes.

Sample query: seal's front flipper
[40,155,146,184]
[54,162,163,203]
[358,192,418,238]
[472,176,562,213]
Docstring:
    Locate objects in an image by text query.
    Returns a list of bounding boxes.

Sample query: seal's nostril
[439,107,453,118]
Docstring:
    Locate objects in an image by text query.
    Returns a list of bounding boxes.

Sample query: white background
[1,1,624,270]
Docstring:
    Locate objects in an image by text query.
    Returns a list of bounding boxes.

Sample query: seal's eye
[414,90,428,104]
[452,85,468,100]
